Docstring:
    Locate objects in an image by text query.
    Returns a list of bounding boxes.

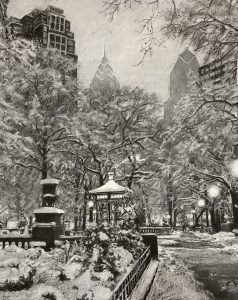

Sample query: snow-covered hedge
[0,223,146,300]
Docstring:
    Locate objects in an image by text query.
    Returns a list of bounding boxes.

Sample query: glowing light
[229,160,238,177]
[88,200,94,208]
[207,185,220,198]
[197,199,206,207]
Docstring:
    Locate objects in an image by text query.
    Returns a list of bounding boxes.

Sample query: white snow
[229,159,238,178]
[40,178,59,185]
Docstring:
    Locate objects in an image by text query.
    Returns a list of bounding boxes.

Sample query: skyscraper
[90,50,119,91]
[8,5,77,61]
[164,47,199,122]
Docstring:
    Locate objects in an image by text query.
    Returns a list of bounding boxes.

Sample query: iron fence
[109,246,151,300]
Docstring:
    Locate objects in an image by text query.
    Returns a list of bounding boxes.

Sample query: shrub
[34,285,64,300]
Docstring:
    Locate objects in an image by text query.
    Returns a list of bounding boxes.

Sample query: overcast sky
[8,0,197,99]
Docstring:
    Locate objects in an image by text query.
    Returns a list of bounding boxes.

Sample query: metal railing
[139,226,171,235]
[109,246,151,300]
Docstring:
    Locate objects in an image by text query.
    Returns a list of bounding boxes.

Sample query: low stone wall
[0,235,32,249]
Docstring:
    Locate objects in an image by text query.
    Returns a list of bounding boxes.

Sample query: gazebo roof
[33,207,64,214]
[89,175,132,194]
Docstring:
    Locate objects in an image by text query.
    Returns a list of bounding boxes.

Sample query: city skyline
[8,0,196,99]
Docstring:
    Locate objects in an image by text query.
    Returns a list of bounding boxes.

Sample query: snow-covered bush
[0,222,146,299]
[79,223,145,276]
[0,258,34,291]
[33,285,64,300]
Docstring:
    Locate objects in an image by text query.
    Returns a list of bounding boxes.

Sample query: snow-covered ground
[0,226,146,300]
[0,244,134,300]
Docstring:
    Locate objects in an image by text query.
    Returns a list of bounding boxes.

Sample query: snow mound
[33,284,64,300]
[213,231,235,240]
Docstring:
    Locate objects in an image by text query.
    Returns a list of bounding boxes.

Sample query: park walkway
[155,231,238,300]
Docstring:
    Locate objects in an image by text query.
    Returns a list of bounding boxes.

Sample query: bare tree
[103,0,238,62]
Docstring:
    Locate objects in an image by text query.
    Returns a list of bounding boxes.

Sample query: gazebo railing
[109,246,151,300]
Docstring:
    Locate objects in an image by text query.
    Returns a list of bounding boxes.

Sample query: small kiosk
[89,172,132,224]
[32,179,65,248]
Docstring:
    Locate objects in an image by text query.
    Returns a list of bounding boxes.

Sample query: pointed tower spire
[90,46,120,91]
[103,42,106,58]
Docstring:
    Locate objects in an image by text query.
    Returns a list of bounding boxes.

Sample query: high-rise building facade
[164,47,200,122]
[90,50,119,91]
[8,5,77,61]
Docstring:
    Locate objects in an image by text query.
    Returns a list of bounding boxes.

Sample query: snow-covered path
[156,231,238,300]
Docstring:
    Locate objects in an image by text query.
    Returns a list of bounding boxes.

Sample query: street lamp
[207,185,220,198]
[197,199,206,208]
[88,200,94,208]
[191,209,196,227]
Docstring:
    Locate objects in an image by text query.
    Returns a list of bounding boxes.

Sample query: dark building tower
[0,0,9,26]
[90,50,120,91]
[9,5,77,61]
[164,47,199,122]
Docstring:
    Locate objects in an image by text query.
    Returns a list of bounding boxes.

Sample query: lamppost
[89,172,132,225]
[166,214,171,226]
[197,199,206,227]
[191,209,196,227]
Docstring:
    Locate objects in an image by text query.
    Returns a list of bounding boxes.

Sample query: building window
[50,14,65,32]
[49,33,67,53]
[67,45,75,54]
[65,20,70,32]
[67,39,75,46]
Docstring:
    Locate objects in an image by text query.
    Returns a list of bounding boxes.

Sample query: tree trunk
[127,173,134,190]
[205,199,209,227]
[230,188,238,229]
[99,173,104,186]
[82,188,89,230]
[41,146,48,179]
[166,180,173,227]
[173,209,177,229]
[194,208,206,227]
[215,209,221,232]
[74,177,80,231]
[209,206,220,233]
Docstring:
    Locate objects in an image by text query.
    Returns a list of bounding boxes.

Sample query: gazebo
[89,172,132,224]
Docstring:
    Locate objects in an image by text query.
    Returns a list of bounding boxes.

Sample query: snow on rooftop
[40,178,59,185]
[33,207,64,214]
[42,194,57,198]
[89,177,132,194]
